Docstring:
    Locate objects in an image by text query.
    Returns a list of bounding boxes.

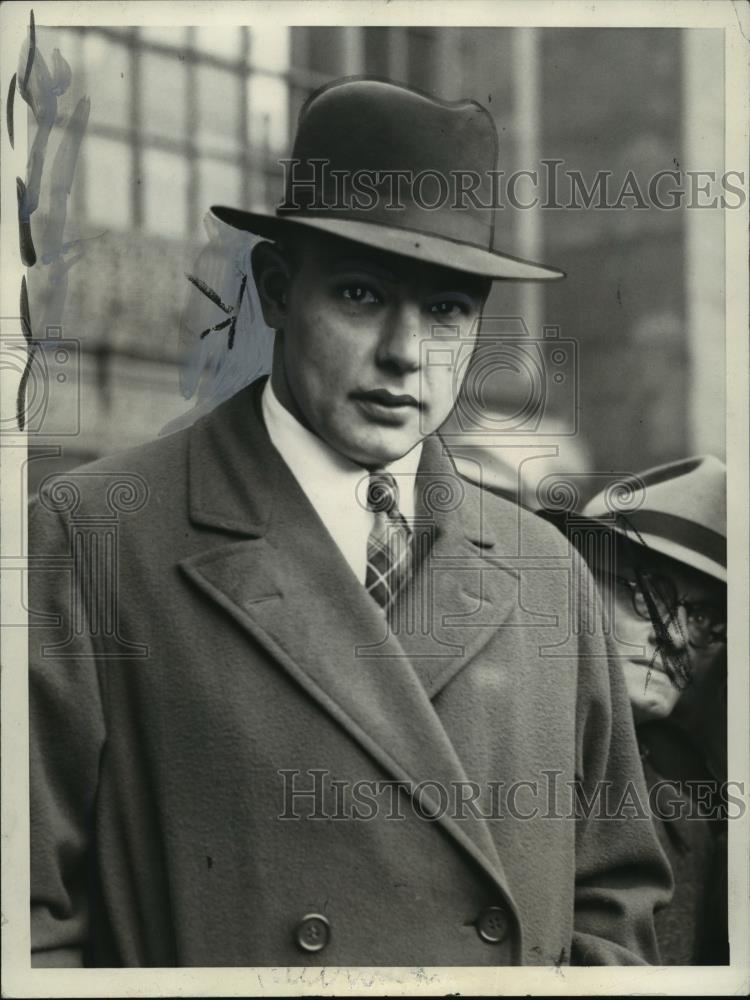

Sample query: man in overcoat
[29,78,672,968]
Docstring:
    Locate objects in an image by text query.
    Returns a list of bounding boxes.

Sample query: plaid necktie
[365,471,413,611]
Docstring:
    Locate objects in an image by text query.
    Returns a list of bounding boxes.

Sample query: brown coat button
[477,905,510,944]
[294,913,331,953]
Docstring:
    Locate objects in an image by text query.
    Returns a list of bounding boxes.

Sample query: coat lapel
[178,380,524,938]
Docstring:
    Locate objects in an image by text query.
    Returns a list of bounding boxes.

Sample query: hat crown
[291,78,496,175]
[278,78,498,248]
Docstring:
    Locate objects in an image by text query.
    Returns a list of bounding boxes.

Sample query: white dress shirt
[261,378,422,585]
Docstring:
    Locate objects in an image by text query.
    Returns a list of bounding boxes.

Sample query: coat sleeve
[569,549,674,965]
[28,494,107,968]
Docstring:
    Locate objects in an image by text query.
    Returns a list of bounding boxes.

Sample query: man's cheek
[622,662,682,722]
[426,371,458,416]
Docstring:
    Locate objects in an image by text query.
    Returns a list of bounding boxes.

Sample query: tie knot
[366,471,400,514]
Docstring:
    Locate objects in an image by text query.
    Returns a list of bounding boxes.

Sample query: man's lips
[351,389,421,409]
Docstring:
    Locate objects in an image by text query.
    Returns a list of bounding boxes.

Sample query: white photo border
[1,1,748,996]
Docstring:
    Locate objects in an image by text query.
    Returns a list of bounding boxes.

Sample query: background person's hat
[211,77,564,281]
[582,455,727,583]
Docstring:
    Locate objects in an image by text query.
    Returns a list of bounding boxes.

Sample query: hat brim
[606,525,727,585]
[538,509,727,585]
[210,206,565,282]
[549,512,727,585]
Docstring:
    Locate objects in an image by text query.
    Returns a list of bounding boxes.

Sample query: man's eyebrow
[331,258,399,281]
[329,257,486,297]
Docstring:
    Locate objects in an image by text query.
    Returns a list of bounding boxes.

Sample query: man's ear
[251,240,291,330]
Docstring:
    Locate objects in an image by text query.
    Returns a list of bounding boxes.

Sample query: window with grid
[41,25,293,239]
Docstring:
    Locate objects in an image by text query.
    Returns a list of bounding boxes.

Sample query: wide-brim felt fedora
[211,77,565,281]
[582,455,727,584]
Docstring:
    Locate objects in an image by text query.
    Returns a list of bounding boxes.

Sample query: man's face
[259,231,489,467]
[592,543,726,725]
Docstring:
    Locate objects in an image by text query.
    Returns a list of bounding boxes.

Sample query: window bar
[70,27,88,222]
[388,27,409,83]
[185,27,200,236]
[262,113,272,208]
[682,29,725,456]
[239,26,252,210]
[341,27,364,76]
[289,28,312,131]
[70,26,327,90]
[434,30,461,98]
[512,27,542,337]
[128,27,143,230]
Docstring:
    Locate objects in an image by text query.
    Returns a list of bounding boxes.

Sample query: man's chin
[334,428,424,469]
[624,662,682,723]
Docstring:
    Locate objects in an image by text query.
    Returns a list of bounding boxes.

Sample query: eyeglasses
[613,573,726,649]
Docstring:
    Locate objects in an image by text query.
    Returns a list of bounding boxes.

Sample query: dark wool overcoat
[29,378,672,968]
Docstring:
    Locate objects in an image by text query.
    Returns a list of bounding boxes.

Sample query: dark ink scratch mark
[616,287,622,307]
[6,72,16,148]
[21,10,36,94]
[200,316,232,338]
[555,945,567,966]
[17,276,38,431]
[13,15,92,433]
[191,271,248,351]
[634,565,691,690]
[20,275,31,342]
[231,274,248,350]
[186,272,233,314]
[206,855,213,869]
[16,177,36,265]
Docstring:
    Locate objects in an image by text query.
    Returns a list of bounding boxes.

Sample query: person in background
[574,455,728,964]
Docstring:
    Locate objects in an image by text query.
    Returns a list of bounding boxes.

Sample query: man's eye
[429,300,469,319]
[340,285,379,304]
[684,605,716,627]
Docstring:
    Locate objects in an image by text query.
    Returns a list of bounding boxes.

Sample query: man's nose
[375,302,423,374]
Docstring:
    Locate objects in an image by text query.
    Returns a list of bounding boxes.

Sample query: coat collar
[187,377,277,537]
[180,379,525,948]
